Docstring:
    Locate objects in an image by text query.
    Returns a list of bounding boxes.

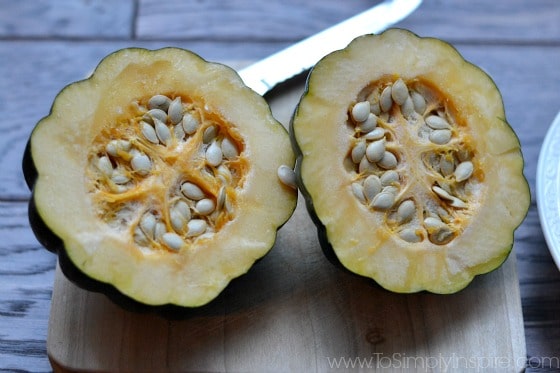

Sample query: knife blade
[238,0,422,95]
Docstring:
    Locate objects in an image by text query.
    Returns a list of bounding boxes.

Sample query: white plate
[537,110,560,271]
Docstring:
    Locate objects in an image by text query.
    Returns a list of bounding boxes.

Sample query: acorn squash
[290,29,530,293]
[23,47,296,310]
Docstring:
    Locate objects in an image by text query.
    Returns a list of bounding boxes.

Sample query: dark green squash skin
[289,30,531,292]
[21,49,297,317]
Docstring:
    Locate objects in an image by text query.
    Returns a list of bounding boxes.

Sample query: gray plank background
[1,0,559,371]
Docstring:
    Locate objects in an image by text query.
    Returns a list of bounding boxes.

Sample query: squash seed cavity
[346,78,481,245]
[87,93,248,254]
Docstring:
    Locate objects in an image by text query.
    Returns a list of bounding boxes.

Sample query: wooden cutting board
[47,73,526,372]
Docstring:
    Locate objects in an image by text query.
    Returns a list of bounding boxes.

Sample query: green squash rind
[23,47,297,315]
[290,29,530,294]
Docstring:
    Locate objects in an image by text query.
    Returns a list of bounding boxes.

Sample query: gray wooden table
[1,0,559,371]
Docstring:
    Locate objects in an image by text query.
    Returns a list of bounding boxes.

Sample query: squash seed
[162,232,184,251]
[380,170,399,186]
[351,182,366,204]
[437,206,451,221]
[181,182,206,201]
[377,151,398,169]
[130,153,151,175]
[358,113,377,133]
[429,226,454,245]
[170,209,188,233]
[206,141,223,167]
[154,118,171,145]
[133,226,149,245]
[432,185,454,201]
[401,95,415,118]
[358,157,376,174]
[224,197,234,215]
[449,196,468,209]
[380,86,393,112]
[351,101,370,123]
[140,121,159,144]
[351,140,367,164]
[97,156,114,177]
[382,185,399,196]
[148,95,171,111]
[370,101,381,115]
[120,140,132,153]
[391,78,409,106]
[424,216,445,230]
[105,140,131,157]
[411,91,426,114]
[187,219,207,237]
[203,125,218,144]
[366,139,385,163]
[363,175,382,201]
[167,97,183,124]
[217,164,233,183]
[221,137,239,159]
[366,91,380,111]
[174,123,185,140]
[425,115,451,130]
[363,127,385,141]
[371,191,395,210]
[195,198,216,216]
[182,112,199,135]
[174,200,191,220]
[399,228,422,243]
[277,165,297,189]
[433,185,467,209]
[454,161,474,182]
[140,213,157,239]
[217,186,227,210]
[154,222,167,241]
[144,109,168,124]
[397,200,415,222]
[429,129,452,145]
[111,171,130,185]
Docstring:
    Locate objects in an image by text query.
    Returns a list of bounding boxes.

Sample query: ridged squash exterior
[23,47,297,311]
[291,29,530,293]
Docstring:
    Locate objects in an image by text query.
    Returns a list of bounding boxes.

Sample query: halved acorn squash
[23,47,296,310]
[291,29,530,293]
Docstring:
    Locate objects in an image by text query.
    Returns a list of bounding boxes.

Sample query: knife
[238,0,422,96]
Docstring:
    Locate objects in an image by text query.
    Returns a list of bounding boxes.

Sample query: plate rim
[536,110,560,271]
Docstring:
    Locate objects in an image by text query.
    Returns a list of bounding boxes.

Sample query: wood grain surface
[1,1,559,371]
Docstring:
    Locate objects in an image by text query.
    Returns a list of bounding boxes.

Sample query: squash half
[291,29,530,293]
[23,48,296,309]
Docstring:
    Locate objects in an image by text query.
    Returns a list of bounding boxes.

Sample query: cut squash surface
[24,48,296,309]
[291,29,530,293]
